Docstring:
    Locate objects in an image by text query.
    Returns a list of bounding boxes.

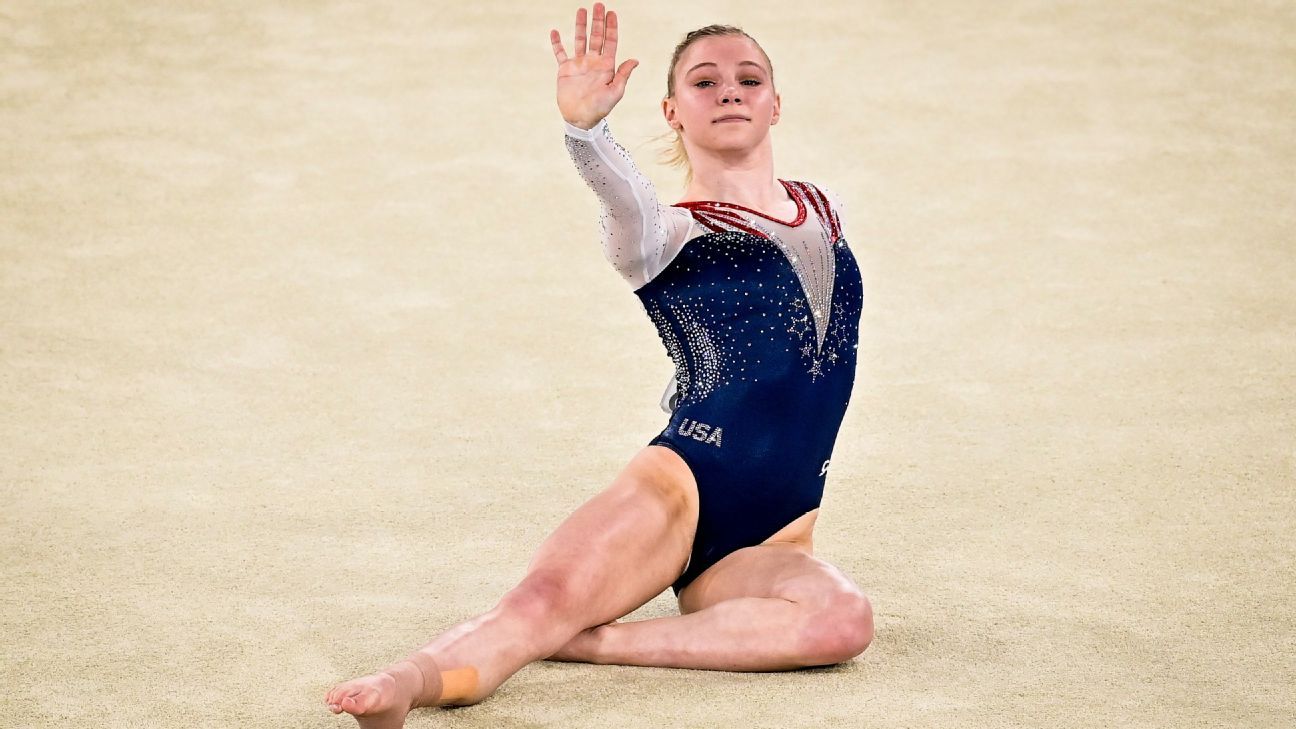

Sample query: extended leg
[549,542,873,671]
[324,445,699,727]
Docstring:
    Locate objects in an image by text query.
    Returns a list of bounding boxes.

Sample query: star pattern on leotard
[787,314,812,339]
[786,287,856,383]
[781,282,854,382]
[808,358,823,382]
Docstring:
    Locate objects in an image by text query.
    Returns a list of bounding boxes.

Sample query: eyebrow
[686,60,766,75]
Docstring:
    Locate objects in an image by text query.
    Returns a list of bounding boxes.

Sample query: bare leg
[549,543,875,671]
[324,445,699,727]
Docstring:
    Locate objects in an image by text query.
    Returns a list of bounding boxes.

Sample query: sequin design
[641,298,734,403]
[634,218,863,408]
[671,180,853,383]
[636,222,863,597]
[563,118,693,290]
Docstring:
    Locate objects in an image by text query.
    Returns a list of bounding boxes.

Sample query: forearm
[563,117,660,288]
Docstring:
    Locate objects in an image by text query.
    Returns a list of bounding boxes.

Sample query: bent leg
[416,445,699,697]
[325,445,698,723]
[551,542,874,672]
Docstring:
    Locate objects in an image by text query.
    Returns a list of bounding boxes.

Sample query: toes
[326,683,353,704]
[340,689,376,714]
[326,676,400,717]
[327,685,361,714]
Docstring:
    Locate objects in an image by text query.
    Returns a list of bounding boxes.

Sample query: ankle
[381,659,426,711]
[397,650,445,708]
[395,650,485,707]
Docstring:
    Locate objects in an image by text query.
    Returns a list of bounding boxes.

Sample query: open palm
[550,3,639,129]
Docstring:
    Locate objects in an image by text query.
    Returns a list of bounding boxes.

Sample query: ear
[662,97,681,131]
[771,91,781,125]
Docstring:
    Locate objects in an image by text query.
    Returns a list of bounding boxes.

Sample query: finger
[615,58,638,88]
[591,2,605,54]
[550,29,568,65]
[604,9,619,58]
[575,6,587,57]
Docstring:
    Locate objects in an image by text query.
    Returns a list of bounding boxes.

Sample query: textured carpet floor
[2,1,1292,727]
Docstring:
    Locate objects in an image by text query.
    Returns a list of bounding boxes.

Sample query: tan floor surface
[2,1,1293,727]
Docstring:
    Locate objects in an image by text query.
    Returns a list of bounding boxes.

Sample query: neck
[678,137,784,209]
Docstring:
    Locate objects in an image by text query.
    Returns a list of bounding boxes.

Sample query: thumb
[614,58,639,88]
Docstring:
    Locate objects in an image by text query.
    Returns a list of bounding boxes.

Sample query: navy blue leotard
[563,118,862,596]
[637,185,862,595]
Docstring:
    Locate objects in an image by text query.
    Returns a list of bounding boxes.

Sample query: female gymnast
[325,4,873,725]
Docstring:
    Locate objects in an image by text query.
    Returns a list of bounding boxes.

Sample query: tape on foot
[438,667,480,704]
[400,651,479,707]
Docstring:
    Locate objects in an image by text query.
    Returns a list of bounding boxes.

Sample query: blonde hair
[652,25,775,188]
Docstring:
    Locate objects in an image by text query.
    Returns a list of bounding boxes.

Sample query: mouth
[713,115,751,123]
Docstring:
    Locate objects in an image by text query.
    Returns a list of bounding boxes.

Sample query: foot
[547,620,617,663]
[324,659,424,729]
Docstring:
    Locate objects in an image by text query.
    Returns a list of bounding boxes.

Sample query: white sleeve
[563,118,694,290]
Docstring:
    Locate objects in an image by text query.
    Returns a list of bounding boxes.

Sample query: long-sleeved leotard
[564,117,863,595]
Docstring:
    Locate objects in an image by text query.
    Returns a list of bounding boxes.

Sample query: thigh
[522,445,699,627]
[677,541,862,615]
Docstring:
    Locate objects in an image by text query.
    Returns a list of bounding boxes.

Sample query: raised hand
[550,3,639,129]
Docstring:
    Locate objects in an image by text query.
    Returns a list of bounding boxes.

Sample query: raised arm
[551,3,692,289]
[563,118,693,289]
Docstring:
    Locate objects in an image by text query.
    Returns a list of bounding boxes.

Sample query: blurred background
[1,1,1292,726]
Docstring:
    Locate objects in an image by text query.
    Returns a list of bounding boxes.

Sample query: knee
[499,569,582,626]
[796,590,874,666]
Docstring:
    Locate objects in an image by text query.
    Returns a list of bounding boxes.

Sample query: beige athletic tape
[399,651,479,707]
[438,667,480,704]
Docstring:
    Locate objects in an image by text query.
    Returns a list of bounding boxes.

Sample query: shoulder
[819,185,844,212]
[661,201,696,224]
[784,180,846,219]
[810,181,846,212]
[787,180,847,242]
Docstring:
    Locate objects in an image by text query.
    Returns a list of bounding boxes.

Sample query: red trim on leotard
[792,181,842,242]
[672,178,808,230]
[788,180,815,218]
[682,208,748,237]
[693,208,767,239]
[814,183,842,240]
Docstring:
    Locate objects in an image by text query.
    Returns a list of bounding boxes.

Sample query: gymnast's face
[663,35,780,153]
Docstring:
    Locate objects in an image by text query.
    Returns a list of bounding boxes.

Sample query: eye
[693,79,762,88]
